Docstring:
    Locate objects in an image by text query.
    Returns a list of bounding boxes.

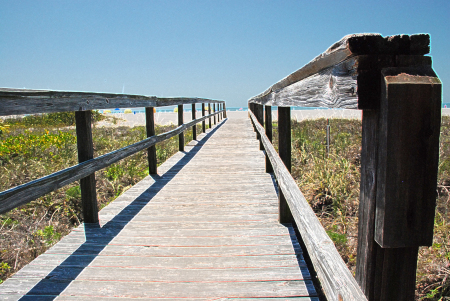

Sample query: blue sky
[0,0,448,108]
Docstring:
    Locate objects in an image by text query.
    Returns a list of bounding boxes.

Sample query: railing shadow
[19,120,227,300]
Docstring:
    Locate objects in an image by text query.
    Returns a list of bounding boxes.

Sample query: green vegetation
[0,113,204,282]
[273,117,450,300]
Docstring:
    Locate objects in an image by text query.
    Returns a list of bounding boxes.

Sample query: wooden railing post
[208,103,212,128]
[75,110,99,224]
[356,66,441,300]
[218,104,221,122]
[278,107,293,223]
[255,104,264,150]
[265,105,273,173]
[223,103,227,118]
[191,103,197,140]
[178,104,184,151]
[213,103,216,125]
[145,107,157,174]
[202,103,206,133]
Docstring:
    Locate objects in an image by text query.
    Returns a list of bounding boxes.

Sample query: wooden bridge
[0,33,442,301]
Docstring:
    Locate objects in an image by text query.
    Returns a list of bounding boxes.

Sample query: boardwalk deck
[0,117,318,300]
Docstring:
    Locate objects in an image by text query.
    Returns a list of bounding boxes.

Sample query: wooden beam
[208,103,212,128]
[375,67,441,248]
[191,103,197,141]
[178,105,184,152]
[213,103,216,125]
[0,111,221,214]
[0,88,224,116]
[248,110,367,301]
[75,111,98,224]
[265,105,273,173]
[255,104,264,150]
[145,107,157,175]
[278,107,293,224]
[202,103,206,133]
[248,34,430,109]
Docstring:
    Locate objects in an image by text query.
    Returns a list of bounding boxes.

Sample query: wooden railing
[248,33,442,301]
[0,89,226,223]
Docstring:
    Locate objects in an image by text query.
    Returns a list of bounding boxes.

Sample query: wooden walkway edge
[0,118,318,300]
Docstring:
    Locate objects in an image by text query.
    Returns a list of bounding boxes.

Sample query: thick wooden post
[178,104,184,152]
[218,104,221,122]
[255,104,264,150]
[191,103,197,141]
[278,107,293,223]
[75,111,99,224]
[145,107,157,175]
[223,103,227,118]
[202,103,206,133]
[208,103,212,128]
[213,103,216,125]
[265,105,273,173]
[356,66,441,301]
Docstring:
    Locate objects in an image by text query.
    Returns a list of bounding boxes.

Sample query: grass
[0,112,208,283]
[273,117,450,300]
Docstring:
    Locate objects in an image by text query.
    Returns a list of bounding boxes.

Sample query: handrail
[248,33,441,300]
[248,110,367,301]
[0,89,226,217]
[0,88,225,116]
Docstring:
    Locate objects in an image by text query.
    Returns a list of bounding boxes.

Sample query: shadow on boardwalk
[20,121,226,300]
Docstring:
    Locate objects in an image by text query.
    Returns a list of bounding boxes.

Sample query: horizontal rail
[0,110,223,214]
[248,110,367,301]
[0,88,224,116]
[248,33,430,109]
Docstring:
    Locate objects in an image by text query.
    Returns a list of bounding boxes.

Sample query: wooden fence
[248,33,442,301]
[0,89,226,223]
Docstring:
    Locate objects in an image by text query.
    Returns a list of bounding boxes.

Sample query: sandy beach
[97,108,450,127]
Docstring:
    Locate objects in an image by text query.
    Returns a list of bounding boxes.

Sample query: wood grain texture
[0,88,224,116]
[375,67,441,247]
[249,110,367,301]
[248,34,430,108]
[0,117,317,300]
[0,111,222,214]
[265,105,273,173]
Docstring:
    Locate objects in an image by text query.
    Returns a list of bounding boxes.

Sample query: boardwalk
[0,117,317,300]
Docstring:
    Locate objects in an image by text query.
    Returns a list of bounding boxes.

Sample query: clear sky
[0,0,448,108]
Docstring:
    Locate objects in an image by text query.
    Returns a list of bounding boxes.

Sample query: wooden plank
[278,107,293,224]
[1,278,316,298]
[0,111,222,214]
[178,104,184,151]
[0,88,224,116]
[191,103,197,140]
[248,34,430,108]
[249,110,367,301]
[75,111,98,224]
[208,103,212,128]
[145,107,157,174]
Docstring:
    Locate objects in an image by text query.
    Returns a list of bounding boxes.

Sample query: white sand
[97,108,450,127]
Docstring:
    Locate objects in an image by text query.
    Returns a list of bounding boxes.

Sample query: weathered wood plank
[0,88,224,116]
[249,110,367,301]
[249,34,430,108]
